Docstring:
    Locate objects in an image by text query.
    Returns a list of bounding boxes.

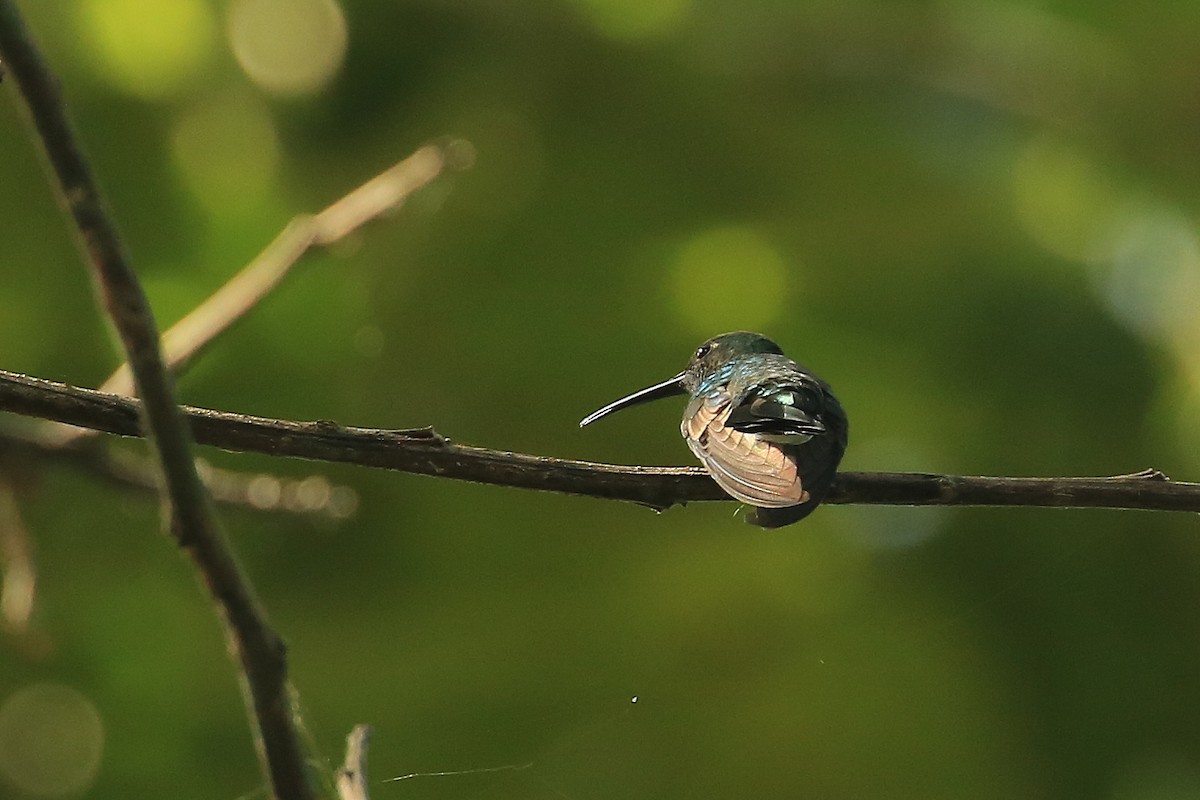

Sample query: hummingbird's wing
[682,389,810,508]
[732,378,849,528]
[723,384,828,441]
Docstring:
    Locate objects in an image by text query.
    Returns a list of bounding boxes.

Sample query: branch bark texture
[3,369,1198,515]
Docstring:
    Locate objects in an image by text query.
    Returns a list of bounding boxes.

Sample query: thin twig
[2,369,1199,514]
[0,9,313,800]
[336,725,373,800]
[94,143,462,401]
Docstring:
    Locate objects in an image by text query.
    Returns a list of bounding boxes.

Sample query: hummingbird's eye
[695,343,712,360]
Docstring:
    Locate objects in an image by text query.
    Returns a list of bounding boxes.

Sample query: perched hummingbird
[580,332,848,527]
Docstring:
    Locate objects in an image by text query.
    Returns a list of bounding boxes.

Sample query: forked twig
[39,140,463,445]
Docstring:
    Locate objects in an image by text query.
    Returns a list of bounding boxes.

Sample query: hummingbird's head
[683,331,784,390]
[579,331,783,427]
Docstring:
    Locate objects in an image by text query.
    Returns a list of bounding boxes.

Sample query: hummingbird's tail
[745,499,823,528]
[744,397,847,528]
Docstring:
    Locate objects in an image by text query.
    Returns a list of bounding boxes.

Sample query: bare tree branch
[336,725,373,800]
[3,369,1199,514]
[0,8,313,799]
[94,142,465,401]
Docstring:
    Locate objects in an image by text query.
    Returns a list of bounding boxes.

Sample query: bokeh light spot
[328,486,360,519]
[1011,136,1119,262]
[669,226,789,338]
[570,0,690,41]
[0,683,104,796]
[354,325,385,358]
[229,0,348,96]
[247,474,283,510]
[1098,204,1200,341]
[1096,205,1200,462]
[170,94,280,216]
[77,0,215,98]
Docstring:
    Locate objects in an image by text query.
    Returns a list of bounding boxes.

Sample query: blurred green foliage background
[3,0,1200,798]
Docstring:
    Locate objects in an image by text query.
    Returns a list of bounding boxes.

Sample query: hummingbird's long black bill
[579,372,688,427]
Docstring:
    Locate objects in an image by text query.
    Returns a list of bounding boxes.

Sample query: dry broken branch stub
[337,725,373,800]
[2,369,1199,515]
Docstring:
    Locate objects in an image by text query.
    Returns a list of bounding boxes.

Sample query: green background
[3,0,1200,798]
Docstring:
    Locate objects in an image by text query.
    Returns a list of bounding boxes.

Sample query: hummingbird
[580,331,848,527]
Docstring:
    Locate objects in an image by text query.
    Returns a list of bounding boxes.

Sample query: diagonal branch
[95,142,464,400]
[3,369,1199,514]
[0,8,313,800]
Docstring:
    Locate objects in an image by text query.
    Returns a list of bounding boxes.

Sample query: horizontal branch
[2,369,1199,514]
